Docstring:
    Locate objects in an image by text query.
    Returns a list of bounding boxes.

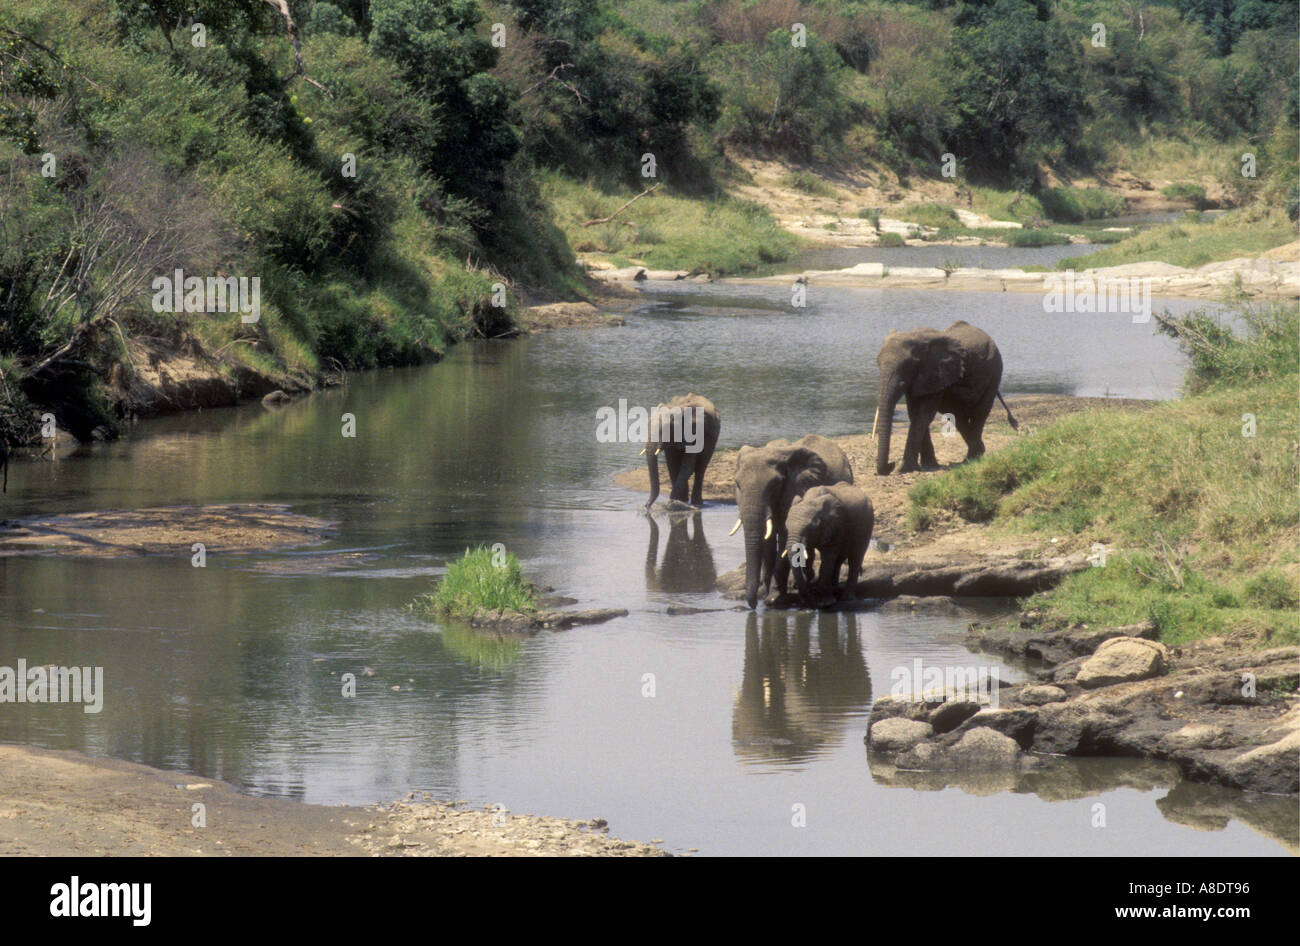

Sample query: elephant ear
[779,448,829,515]
[913,338,963,397]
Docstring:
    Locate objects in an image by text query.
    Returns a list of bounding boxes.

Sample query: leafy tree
[946,0,1085,179]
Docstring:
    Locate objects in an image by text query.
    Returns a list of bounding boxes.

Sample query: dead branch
[519,63,584,103]
[262,0,333,99]
[582,184,660,227]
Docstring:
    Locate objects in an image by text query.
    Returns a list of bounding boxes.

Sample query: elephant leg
[690,441,715,507]
[842,548,864,600]
[900,401,937,473]
[664,449,685,502]
[960,392,996,461]
[920,426,939,468]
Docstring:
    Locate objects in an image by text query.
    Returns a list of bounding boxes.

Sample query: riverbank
[0,744,666,856]
[590,252,1300,301]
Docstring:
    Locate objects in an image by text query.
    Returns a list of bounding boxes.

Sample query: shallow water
[0,285,1289,855]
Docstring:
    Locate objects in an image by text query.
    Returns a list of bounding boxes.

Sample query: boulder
[1076,637,1168,688]
[1018,684,1068,706]
[929,700,982,734]
[1221,729,1300,795]
[868,718,934,752]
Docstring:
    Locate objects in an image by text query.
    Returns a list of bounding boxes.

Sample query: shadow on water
[644,510,717,596]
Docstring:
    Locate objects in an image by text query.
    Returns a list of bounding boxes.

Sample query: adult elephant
[643,394,720,508]
[730,434,854,609]
[784,484,875,607]
[873,320,1018,475]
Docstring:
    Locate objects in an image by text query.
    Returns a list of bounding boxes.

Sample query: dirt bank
[725,154,1225,247]
[0,744,667,856]
[0,503,335,558]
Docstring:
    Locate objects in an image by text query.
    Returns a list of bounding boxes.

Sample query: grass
[542,172,797,275]
[900,202,963,229]
[1162,183,1209,208]
[1038,187,1126,223]
[1005,229,1072,247]
[909,302,1300,646]
[411,547,537,619]
[781,170,838,198]
[1057,208,1295,270]
[877,232,906,247]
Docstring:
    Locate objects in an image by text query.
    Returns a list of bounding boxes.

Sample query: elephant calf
[643,393,720,508]
[784,484,875,606]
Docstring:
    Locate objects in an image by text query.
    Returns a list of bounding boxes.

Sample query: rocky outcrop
[867,624,1299,796]
[715,553,1087,603]
[466,607,628,633]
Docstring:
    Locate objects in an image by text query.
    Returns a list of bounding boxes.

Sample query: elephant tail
[997,391,1019,431]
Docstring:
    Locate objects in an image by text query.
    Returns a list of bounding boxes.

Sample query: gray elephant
[783,484,874,607]
[873,320,1018,475]
[730,434,854,609]
[643,394,720,508]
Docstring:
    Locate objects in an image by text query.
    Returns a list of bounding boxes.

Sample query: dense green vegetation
[910,302,1300,645]
[0,0,1294,443]
[411,545,537,618]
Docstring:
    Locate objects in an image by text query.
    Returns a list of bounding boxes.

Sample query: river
[0,244,1289,855]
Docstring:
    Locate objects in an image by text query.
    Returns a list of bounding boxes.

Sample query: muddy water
[0,283,1287,855]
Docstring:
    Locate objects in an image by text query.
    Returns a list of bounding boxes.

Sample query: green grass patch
[410,546,537,619]
[900,202,963,230]
[781,170,837,198]
[1039,187,1126,223]
[877,232,906,247]
[1162,183,1208,208]
[909,302,1300,645]
[1057,208,1295,270]
[1005,229,1073,247]
[542,172,797,275]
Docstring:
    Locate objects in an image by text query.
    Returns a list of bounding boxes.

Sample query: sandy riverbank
[0,744,667,856]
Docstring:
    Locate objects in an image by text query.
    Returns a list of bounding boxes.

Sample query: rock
[1221,729,1300,795]
[879,595,960,614]
[928,700,981,734]
[868,718,934,751]
[954,708,1039,748]
[1158,723,1228,752]
[262,390,292,406]
[946,727,1024,767]
[535,608,628,630]
[1076,637,1168,688]
[1018,684,1068,706]
[969,621,1157,667]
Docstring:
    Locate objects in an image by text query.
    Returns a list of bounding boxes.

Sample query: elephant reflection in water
[732,609,872,765]
[644,510,717,595]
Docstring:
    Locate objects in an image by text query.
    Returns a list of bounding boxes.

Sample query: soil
[0,744,667,856]
[0,503,335,558]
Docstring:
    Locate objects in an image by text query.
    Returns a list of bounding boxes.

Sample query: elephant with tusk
[642,394,720,508]
[873,320,1018,475]
[783,484,875,607]
[730,434,854,609]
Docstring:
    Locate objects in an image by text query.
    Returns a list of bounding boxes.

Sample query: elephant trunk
[741,499,770,609]
[645,446,660,506]
[876,373,902,475]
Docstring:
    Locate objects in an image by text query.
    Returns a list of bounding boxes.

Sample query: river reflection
[733,610,871,766]
[644,510,717,596]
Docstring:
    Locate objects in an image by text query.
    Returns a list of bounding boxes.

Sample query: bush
[412,546,536,619]
[1162,182,1208,208]
[877,232,905,247]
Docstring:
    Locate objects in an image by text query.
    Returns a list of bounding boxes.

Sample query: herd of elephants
[641,320,1019,609]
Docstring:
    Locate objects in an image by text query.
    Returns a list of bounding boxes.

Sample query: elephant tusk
[728,518,742,537]
[871,405,879,440]
[638,447,647,456]
[764,517,773,540]
[780,549,788,559]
